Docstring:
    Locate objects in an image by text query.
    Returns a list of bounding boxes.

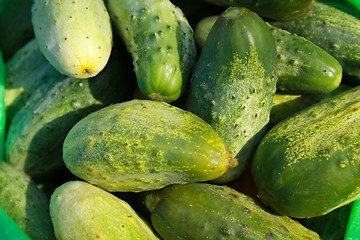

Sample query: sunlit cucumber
[185,7,277,183]
[252,85,360,218]
[195,0,314,20]
[5,51,135,178]
[106,0,197,102]
[31,0,113,78]
[63,99,237,192]
[50,181,160,240]
[0,161,55,240]
[145,183,321,239]
[271,1,360,84]
[194,15,343,94]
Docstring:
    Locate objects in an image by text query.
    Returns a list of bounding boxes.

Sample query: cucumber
[106,0,197,102]
[5,38,65,126]
[252,85,360,218]
[31,0,113,78]
[194,15,343,94]
[145,183,321,239]
[185,7,277,183]
[63,99,237,192]
[5,50,135,178]
[317,0,360,19]
[0,206,32,240]
[50,181,160,240]
[0,161,55,240]
[0,0,34,61]
[195,0,314,20]
[270,84,352,127]
[271,1,360,84]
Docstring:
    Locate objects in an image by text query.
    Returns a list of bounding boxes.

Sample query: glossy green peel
[107,0,197,102]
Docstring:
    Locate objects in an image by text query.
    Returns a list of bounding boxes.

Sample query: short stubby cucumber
[271,1,360,84]
[63,99,237,192]
[252,85,360,218]
[195,0,314,21]
[50,181,160,240]
[5,50,135,178]
[106,0,197,102]
[185,7,277,183]
[0,161,55,240]
[145,183,321,239]
[194,16,343,94]
[5,38,65,125]
[31,0,113,78]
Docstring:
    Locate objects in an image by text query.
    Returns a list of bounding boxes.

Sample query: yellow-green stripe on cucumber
[271,1,360,84]
[50,181,160,240]
[194,16,343,94]
[62,99,237,192]
[145,183,321,239]
[185,7,277,183]
[252,85,360,218]
[31,0,113,78]
[106,0,197,102]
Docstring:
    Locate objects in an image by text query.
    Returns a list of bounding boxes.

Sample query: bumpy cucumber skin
[145,183,321,239]
[50,181,160,240]
[194,16,343,94]
[5,38,65,126]
[5,51,135,178]
[270,84,352,128]
[0,0,34,61]
[0,161,55,240]
[63,99,236,192]
[271,1,360,84]
[185,7,277,183]
[106,0,197,102]
[31,0,113,78]
[198,0,314,20]
[252,85,360,218]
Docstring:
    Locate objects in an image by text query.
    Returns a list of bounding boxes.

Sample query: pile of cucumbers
[1,0,360,239]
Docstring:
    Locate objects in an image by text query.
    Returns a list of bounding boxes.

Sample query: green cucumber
[50,181,160,240]
[194,15,343,94]
[5,50,135,178]
[271,1,360,84]
[317,0,360,19]
[31,0,113,78]
[63,99,237,192]
[185,7,277,183]
[270,84,352,127]
[145,183,321,239]
[0,0,34,61]
[0,161,55,240]
[5,38,65,126]
[195,0,314,20]
[252,85,360,218]
[106,0,197,102]
[0,206,32,240]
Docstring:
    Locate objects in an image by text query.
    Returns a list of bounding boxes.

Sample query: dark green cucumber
[50,181,160,239]
[145,183,321,239]
[270,84,352,127]
[252,85,360,218]
[194,16,343,94]
[271,1,360,84]
[63,99,237,192]
[196,0,314,20]
[0,161,55,240]
[185,7,277,183]
[0,0,34,61]
[106,0,197,102]
[317,0,360,19]
[5,38,65,126]
[5,50,135,178]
